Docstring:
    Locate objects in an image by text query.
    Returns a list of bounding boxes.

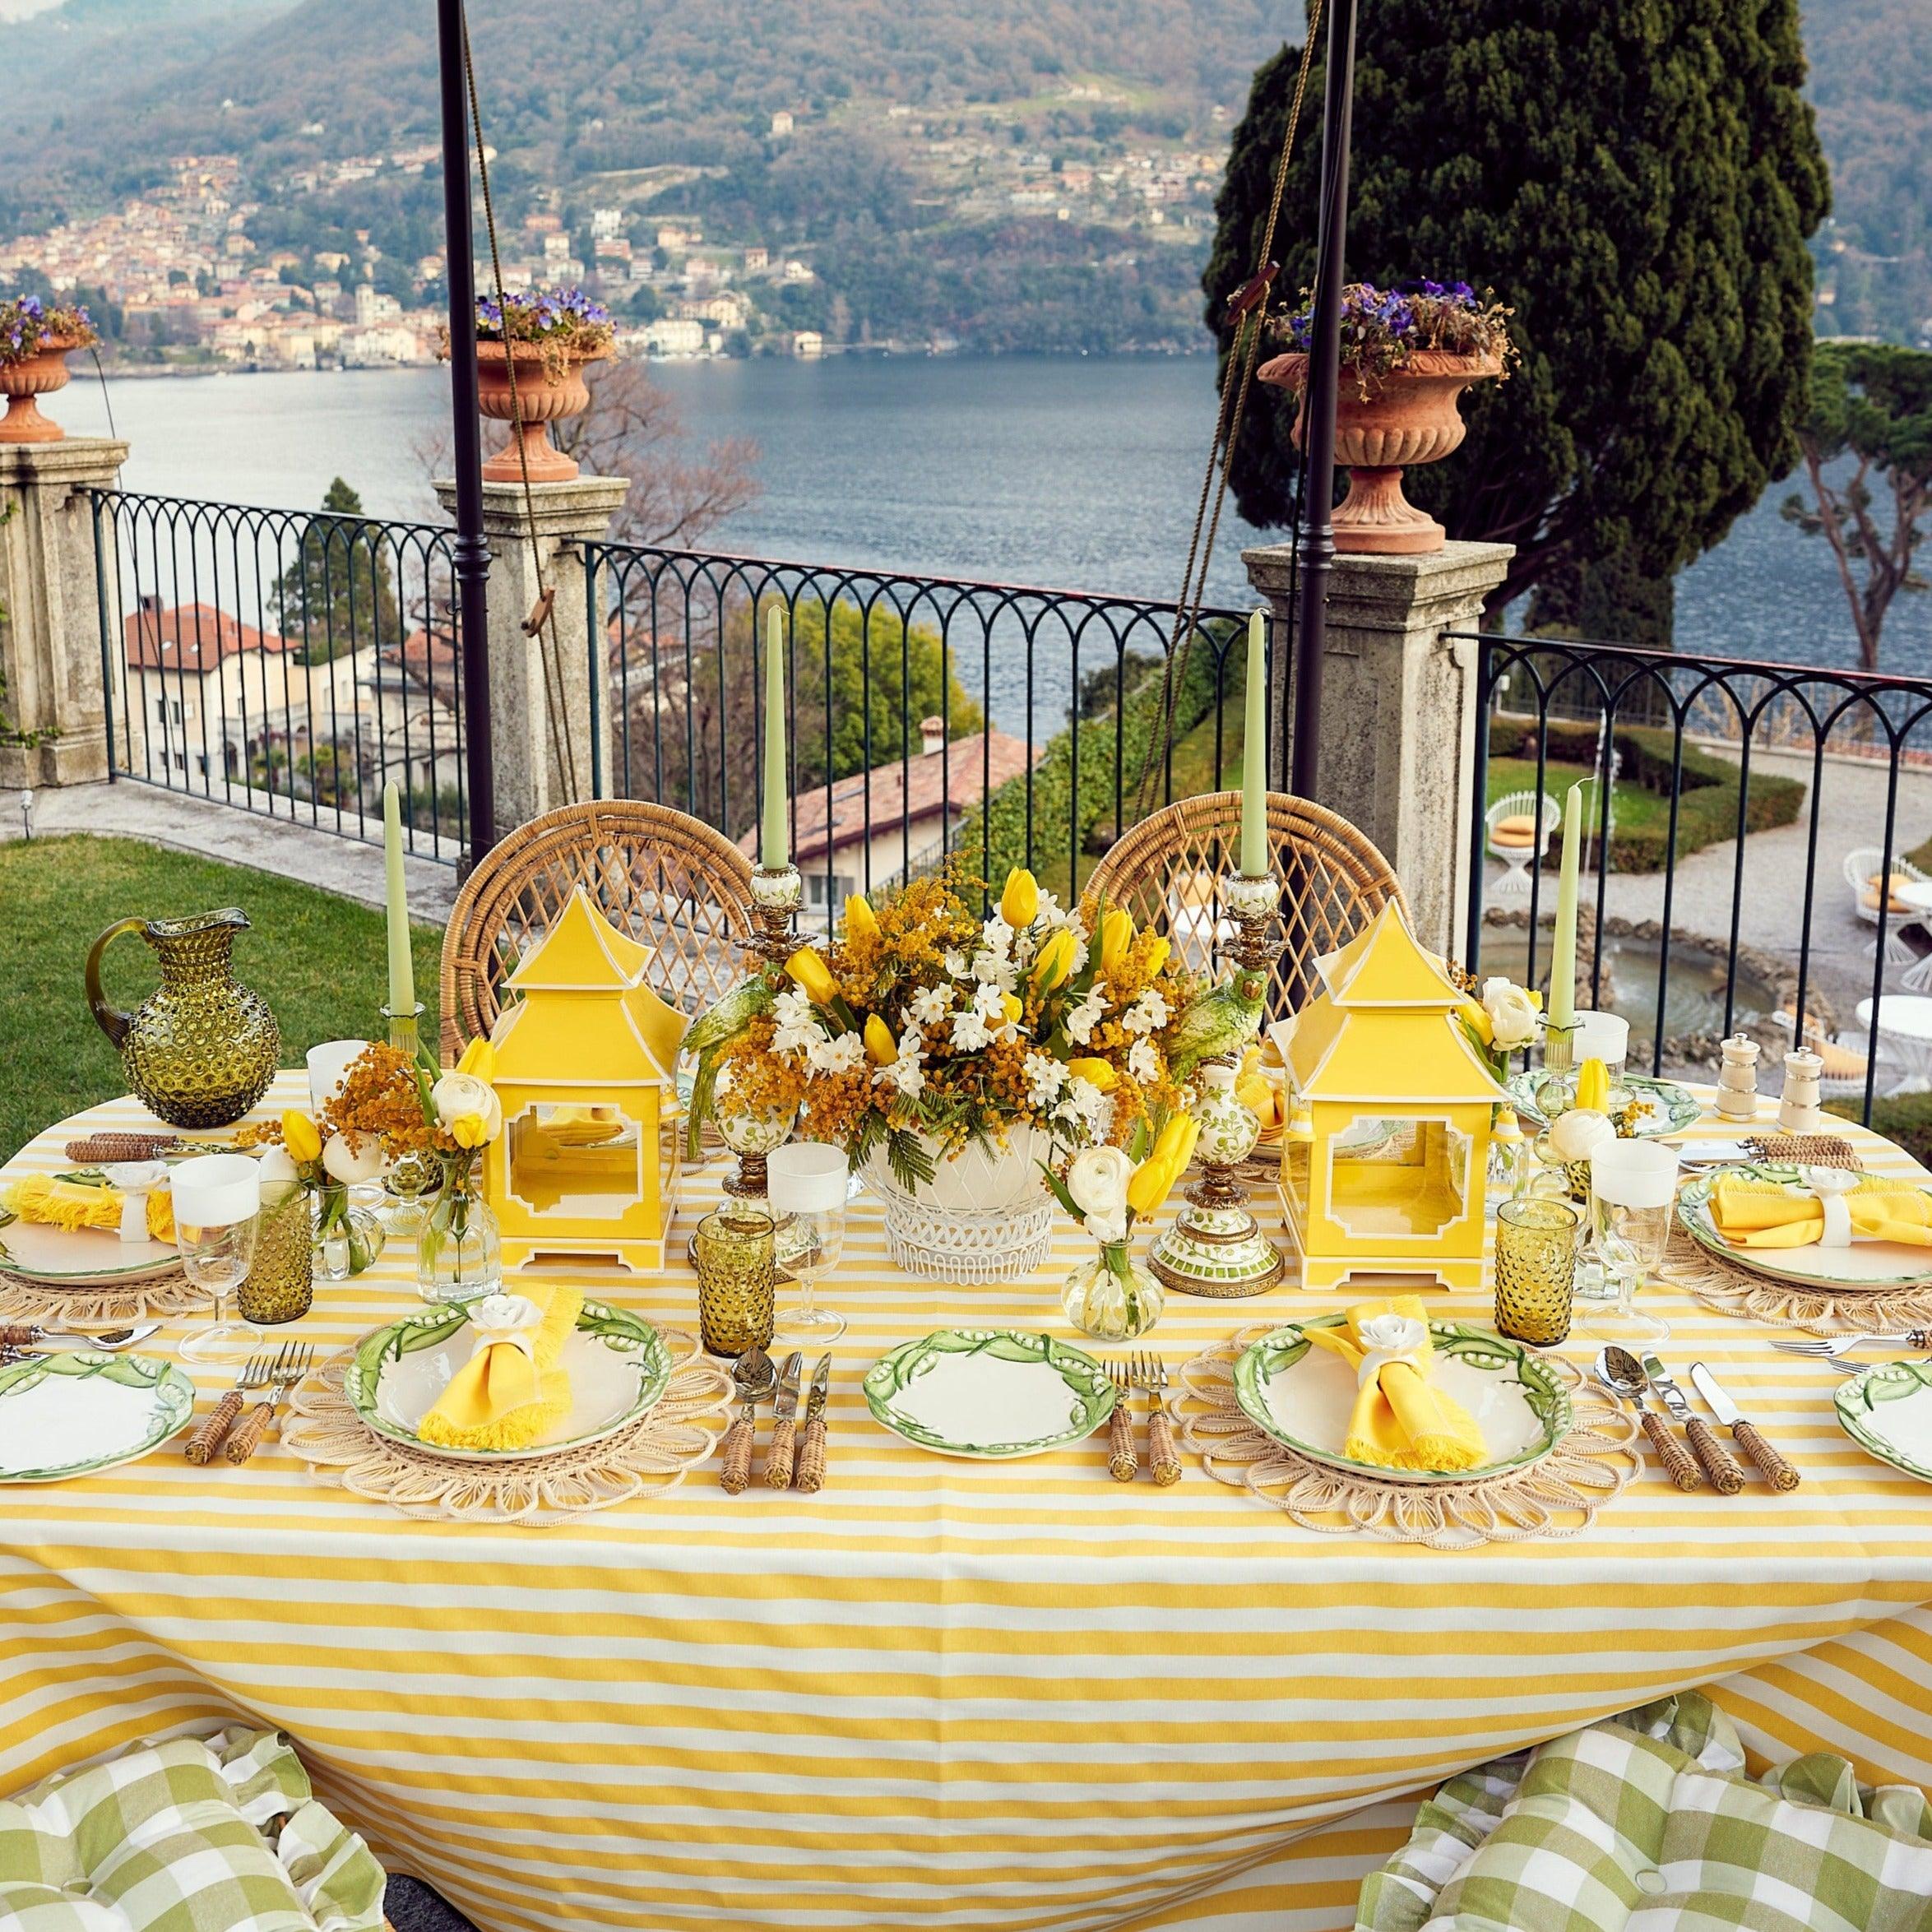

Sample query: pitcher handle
[85,916,147,1050]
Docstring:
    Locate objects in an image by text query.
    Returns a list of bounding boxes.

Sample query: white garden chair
[1768,1008,1908,1102]
[1843,847,1932,975]
[1485,790,1559,897]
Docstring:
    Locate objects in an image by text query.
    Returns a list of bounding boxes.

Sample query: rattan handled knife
[1642,1353,1745,1494]
[1689,1363,1801,1491]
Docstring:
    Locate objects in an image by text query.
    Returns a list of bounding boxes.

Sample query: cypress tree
[274,476,401,665]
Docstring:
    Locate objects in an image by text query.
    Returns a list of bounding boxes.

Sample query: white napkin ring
[100,1161,168,1244]
[1803,1165,1860,1249]
[465,1292,544,1362]
[1356,1347,1425,1390]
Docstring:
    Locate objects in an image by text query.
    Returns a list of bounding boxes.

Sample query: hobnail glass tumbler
[693,1203,776,1358]
[1494,1195,1582,1346]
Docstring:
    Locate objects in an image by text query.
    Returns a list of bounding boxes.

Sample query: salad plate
[863,1329,1115,1459]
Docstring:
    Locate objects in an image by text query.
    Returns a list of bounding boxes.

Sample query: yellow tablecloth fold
[1,1173,175,1243]
[1301,1293,1487,1473]
[1710,1174,1932,1249]
[417,1285,583,1452]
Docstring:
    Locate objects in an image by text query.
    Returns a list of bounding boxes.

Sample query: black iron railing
[1462,632,1932,1124]
[90,490,466,863]
[584,540,1267,917]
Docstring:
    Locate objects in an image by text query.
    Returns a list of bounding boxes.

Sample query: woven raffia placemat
[1176,1327,1641,1550]
[1662,1230,1932,1337]
[0,1267,206,1331]
[281,1327,734,1525]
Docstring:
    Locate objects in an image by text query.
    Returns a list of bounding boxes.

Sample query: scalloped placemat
[281,1327,734,1524]
[0,1267,206,1332]
[1176,1327,1641,1550]
[1662,1230,1932,1337]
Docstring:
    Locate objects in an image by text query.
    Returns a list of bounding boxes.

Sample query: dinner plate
[1678,1162,1932,1291]
[1836,1360,1932,1484]
[1503,1071,1703,1138]
[344,1298,674,1462]
[0,1195,181,1286]
[0,1351,195,1483]
[1231,1317,1573,1485]
[863,1328,1116,1459]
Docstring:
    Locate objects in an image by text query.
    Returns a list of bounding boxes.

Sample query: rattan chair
[439,800,755,1064]
[1085,790,1406,1015]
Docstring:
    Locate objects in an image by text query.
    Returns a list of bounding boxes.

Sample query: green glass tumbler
[1494,1195,1582,1346]
[693,1203,776,1358]
[239,1178,314,1326]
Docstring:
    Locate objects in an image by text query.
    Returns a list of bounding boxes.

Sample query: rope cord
[1133,0,1324,822]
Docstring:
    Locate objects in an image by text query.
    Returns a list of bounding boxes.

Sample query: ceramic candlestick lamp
[1716,1034,1762,1124]
[1149,870,1286,1298]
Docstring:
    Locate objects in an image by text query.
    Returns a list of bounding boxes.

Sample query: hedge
[1826,1091,1932,1168]
[1488,712,1805,872]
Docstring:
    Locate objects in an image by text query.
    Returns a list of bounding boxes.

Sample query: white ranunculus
[1480,976,1540,1051]
[1066,1143,1133,1221]
[255,1146,299,1187]
[432,1071,504,1149]
[322,1131,387,1185]
[1548,1108,1616,1162]
[1085,1207,1128,1246]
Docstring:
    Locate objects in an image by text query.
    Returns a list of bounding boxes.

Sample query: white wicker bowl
[862,1125,1056,1282]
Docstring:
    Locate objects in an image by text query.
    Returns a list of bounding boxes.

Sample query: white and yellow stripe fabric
[5,1077,1932,1932]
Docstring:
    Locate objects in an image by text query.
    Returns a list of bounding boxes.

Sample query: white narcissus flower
[433,1071,503,1149]
[1023,1051,1068,1110]
[943,948,971,979]
[1128,1038,1161,1085]
[322,1132,386,1184]
[1065,982,1108,1046]
[1480,976,1541,1051]
[1121,988,1170,1036]
[949,1008,993,1053]
[972,948,1018,992]
[1066,1143,1133,1221]
[806,1032,866,1075]
[909,984,952,1026]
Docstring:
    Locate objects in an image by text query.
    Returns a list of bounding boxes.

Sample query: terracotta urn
[1258,349,1501,554]
[0,340,84,446]
[475,340,610,484]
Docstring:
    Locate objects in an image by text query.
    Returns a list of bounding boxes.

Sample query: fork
[1104,1360,1137,1481]
[1769,1332,1932,1360]
[184,1351,273,1464]
[223,1341,313,1465]
[1132,1351,1182,1487]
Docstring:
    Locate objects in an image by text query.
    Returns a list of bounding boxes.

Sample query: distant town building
[791,330,823,359]
[771,110,795,137]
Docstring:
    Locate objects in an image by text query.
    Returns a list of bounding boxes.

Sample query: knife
[795,1354,832,1494]
[764,1349,805,1490]
[1690,1362,1801,1491]
[1642,1353,1744,1494]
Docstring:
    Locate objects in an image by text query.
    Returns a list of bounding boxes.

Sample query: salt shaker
[1716,1033,1762,1124]
[1777,1049,1823,1135]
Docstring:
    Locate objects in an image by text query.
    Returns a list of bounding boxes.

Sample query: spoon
[1595,1344,1701,1491]
[718,1345,776,1496]
[0,1321,161,1356]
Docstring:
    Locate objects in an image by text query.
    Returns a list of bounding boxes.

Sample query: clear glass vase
[1060,1240,1164,1341]
[313,1179,386,1281]
[416,1155,503,1303]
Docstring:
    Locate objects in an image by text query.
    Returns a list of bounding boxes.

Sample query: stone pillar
[0,438,129,786]
[433,473,628,838]
[1244,540,1514,957]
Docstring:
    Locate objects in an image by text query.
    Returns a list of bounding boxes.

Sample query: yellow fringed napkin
[1302,1293,1487,1474]
[417,1285,583,1452]
[1711,1174,1932,1250]
[1,1174,175,1244]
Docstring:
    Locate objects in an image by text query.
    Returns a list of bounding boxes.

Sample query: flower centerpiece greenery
[1274,280,1516,397]
[250,1105,387,1278]
[469,285,614,377]
[1453,972,1542,1082]
[0,294,97,367]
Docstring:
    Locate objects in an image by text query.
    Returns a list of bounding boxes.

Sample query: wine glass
[768,1142,849,1341]
[1581,1139,1679,1344]
[173,1154,263,1364]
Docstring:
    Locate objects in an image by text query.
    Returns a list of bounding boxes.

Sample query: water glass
[1494,1196,1582,1346]
[305,1039,367,1114]
[1573,1009,1631,1100]
[172,1153,262,1364]
[692,1203,776,1358]
[769,1142,849,1341]
[1583,1139,1679,1343]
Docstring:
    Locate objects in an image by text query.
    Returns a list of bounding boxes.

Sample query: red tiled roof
[739,729,1041,864]
[123,602,290,672]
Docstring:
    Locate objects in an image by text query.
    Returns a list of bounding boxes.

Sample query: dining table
[4,1073,1932,1932]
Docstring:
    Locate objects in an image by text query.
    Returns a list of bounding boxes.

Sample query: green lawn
[1485,756,1666,854]
[1,835,444,1165]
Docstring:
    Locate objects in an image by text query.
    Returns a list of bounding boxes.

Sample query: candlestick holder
[1533,1017,1580,1118]
[1149,869,1286,1299]
[747,864,804,971]
[378,1000,436,1239]
[382,1001,425,1060]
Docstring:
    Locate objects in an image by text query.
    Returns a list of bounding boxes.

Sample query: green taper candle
[1547,781,1583,1030]
[1239,607,1267,876]
[761,604,787,869]
[382,780,415,1022]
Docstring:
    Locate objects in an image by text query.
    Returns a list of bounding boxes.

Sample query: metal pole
[436,0,496,861]
[1289,0,1358,800]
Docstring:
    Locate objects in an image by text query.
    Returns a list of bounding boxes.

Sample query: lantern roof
[503,887,656,993]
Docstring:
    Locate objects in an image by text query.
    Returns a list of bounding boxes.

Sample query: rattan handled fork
[1133,1352,1182,1487]
[225,1342,311,1465]
[185,1351,271,1464]
[1104,1360,1137,1481]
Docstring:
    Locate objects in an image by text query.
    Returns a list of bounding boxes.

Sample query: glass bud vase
[1061,1240,1164,1342]
[417,1155,503,1303]
[239,1176,313,1325]
[313,1179,387,1281]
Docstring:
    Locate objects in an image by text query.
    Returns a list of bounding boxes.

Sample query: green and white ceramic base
[0,1351,195,1483]
[1149,1199,1286,1298]
[1232,1317,1573,1485]
[864,1328,1115,1458]
[1679,1163,1932,1292]
[1836,1360,1932,1483]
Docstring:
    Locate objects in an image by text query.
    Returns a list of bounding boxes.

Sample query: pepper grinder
[1716,1033,1762,1124]
[1777,1048,1823,1135]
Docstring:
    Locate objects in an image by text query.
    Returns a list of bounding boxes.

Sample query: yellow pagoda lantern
[480,887,684,1276]
[1272,901,1506,1295]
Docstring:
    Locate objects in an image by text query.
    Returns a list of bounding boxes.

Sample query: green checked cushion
[0,1727,384,1932]
[1358,1693,1932,1932]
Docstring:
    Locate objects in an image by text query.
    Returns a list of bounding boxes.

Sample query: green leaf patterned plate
[863,1328,1117,1459]
[344,1297,673,1462]
[1836,1360,1932,1484]
[1503,1071,1703,1137]
[1232,1318,1574,1485]
[0,1351,195,1483]
[1678,1163,1932,1292]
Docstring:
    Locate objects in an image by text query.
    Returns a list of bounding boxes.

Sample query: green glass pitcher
[85,906,280,1128]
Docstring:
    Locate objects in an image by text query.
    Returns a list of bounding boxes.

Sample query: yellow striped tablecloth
[5,1079,1932,1932]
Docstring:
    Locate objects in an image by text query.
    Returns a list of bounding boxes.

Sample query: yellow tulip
[1031,927,1078,991]
[456,1035,497,1082]
[1126,1154,1176,1221]
[280,1110,322,1165]
[1001,992,1023,1029]
[448,1112,492,1151]
[1458,998,1494,1045]
[864,1013,897,1066]
[786,946,838,1006]
[1142,935,1171,980]
[1575,1057,1610,1114]
[1153,1111,1199,1174]
[1066,1057,1118,1092]
[1527,989,1544,1012]
[1238,1075,1280,1128]
[844,895,879,947]
[999,868,1040,929]
[1098,907,1135,972]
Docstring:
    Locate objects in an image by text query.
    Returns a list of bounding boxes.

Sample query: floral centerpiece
[452,285,615,484]
[1,294,99,445]
[250,1107,387,1288]
[683,866,1228,1281]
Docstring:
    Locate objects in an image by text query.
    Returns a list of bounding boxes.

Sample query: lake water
[52,354,1929,678]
